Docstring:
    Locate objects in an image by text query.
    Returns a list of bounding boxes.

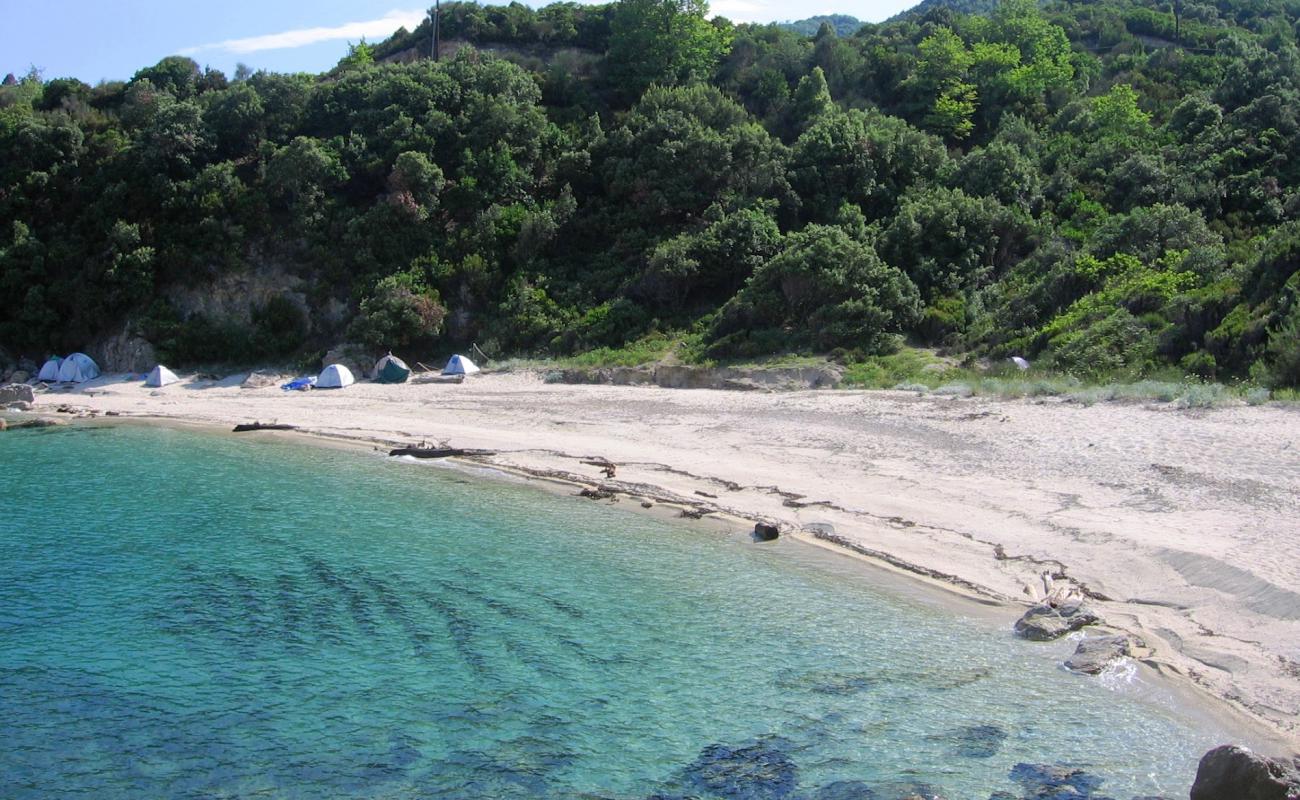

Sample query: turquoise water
[0,423,1224,798]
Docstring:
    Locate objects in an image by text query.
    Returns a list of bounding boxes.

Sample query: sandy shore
[24,370,1300,752]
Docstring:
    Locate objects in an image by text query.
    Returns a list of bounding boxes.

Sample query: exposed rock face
[0,384,36,405]
[1013,597,1101,641]
[1064,634,1137,674]
[89,324,157,373]
[1189,745,1300,800]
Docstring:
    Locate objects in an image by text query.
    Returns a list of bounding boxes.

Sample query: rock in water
[1013,598,1101,641]
[754,522,780,541]
[1190,745,1300,800]
[1008,763,1105,798]
[811,780,877,799]
[0,383,36,405]
[933,723,1008,759]
[1064,635,1135,674]
[684,737,798,799]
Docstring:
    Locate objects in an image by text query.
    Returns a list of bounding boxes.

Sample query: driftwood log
[233,422,298,432]
[389,446,497,459]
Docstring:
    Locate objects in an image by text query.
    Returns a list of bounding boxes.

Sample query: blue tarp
[281,376,316,392]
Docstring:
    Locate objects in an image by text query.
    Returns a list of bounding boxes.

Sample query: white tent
[317,363,355,389]
[145,365,181,387]
[442,354,480,376]
[1010,356,1031,371]
[56,352,100,383]
[37,357,63,382]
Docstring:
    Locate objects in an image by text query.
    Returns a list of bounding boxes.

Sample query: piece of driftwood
[233,422,297,432]
[389,446,496,458]
[411,373,465,384]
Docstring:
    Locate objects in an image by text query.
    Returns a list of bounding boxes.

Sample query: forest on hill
[1,0,1299,387]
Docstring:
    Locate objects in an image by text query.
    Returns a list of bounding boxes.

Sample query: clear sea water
[0,423,1229,799]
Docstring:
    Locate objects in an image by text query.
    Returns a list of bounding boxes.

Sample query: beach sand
[27,371,1300,751]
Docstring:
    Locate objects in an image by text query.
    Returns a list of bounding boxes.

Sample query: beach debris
[1009,763,1105,798]
[581,458,618,479]
[0,383,35,405]
[694,489,718,499]
[1190,744,1300,800]
[1013,591,1101,641]
[389,446,496,459]
[753,522,780,542]
[578,487,616,501]
[1064,634,1139,675]
[926,723,1008,759]
[233,422,298,432]
[683,736,798,800]
[640,501,653,508]
[679,507,713,519]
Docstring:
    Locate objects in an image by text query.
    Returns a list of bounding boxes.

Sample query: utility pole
[431,0,441,62]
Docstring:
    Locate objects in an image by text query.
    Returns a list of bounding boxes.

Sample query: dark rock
[1013,598,1101,641]
[579,487,616,501]
[931,723,1008,759]
[684,737,798,800]
[1189,745,1300,800]
[873,781,948,799]
[754,523,780,541]
[0,383,36,405]
[7,418,62,429]
[1009,763,1105,798]
[813,780,877,799]
[1065,635,1136,674]
[8,370,29,384]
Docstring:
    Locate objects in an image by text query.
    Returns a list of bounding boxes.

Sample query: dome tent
[145,365,181,387]
[37,357,62,382]
[373,353,411,384]
[442,354,480,376]
[317,364,355,389]
[56,352,100,383]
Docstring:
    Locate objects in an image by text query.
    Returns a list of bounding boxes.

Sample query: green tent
[373,353,411,384]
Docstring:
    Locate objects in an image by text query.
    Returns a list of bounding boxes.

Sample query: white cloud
[181,9,427,56]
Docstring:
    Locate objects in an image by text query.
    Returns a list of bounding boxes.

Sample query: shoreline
[15,370,1300,754]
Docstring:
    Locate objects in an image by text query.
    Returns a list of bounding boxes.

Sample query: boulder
[8,370,29,384]
[321,343,371,382]
[754,522,780,542]
[1013,597,1101,641]
[1064,635,1137,675]
[241,370,283,389]
[0,383,36,405]
[1190,745,1300,800]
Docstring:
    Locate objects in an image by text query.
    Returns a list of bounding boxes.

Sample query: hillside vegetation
[2,0,1299,388]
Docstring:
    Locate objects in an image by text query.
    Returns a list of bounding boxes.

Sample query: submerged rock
[1189,745,1300,800]
[931,723,1008,759]
[1013,598,1101,641]
[812,780,877,799]
[753,522,780,542]
[1008,763,1105,798]
[1064,635,1136,675]
[684,737,798,799]
[872,781,948,799]
[0,383,35,405]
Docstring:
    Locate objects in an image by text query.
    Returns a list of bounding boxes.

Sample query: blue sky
[3,1,918,84]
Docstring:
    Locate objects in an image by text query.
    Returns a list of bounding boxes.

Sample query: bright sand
[31,371,1300,752]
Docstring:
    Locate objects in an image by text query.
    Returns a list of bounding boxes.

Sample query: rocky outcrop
[1190,745,1300,800]
[1013,595,1101,641]
[0,383,36,405]
[90,323,157,372]
[1064,634,1137,674]
[322,343,372,381]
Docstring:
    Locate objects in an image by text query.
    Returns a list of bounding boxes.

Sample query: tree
[606,0,732,102]
[349,271,447,348]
